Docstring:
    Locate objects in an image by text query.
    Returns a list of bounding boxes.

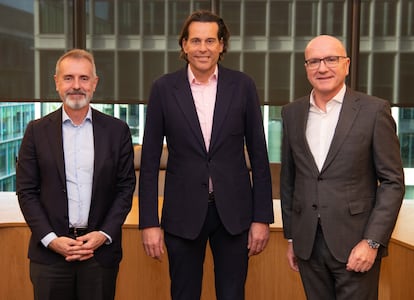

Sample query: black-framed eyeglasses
[305,56,348,69]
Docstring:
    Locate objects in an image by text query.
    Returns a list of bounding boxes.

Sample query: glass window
[269,53,291,104]
[295,1,318,37]
[93,51,115,101]
[321,1,345,36]
[372,53,394,101]
[268,105,282,162]
[143,52,165,100]
[244,53,266,103]
[40,51,63,99]
[399,53,414,104]
[373,0,396,37]
[118,0,140,35]
[167,1,211,36]
[294,53,311,99]
[357,53,369,94]
[360,0,371,37]
[0,2,35,99]
[399,108,414,168]
[144,0,165,35]
[221,52,241,71]
[168,52,185,74]
[220,0,241,36]
[118,51,140,101]
[401,0,414,36]
[269,0,292,37]
[88,0,114,35]
[244,1,267,36]
[39,0,65,34]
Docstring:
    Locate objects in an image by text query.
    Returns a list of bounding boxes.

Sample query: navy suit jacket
[280,88,405,262]
[139,64,274,239]
[16,107,136,267]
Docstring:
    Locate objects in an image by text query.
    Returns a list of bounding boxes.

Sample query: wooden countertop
[2,193,413,249]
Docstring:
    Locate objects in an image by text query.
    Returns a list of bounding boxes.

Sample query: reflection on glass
[269,1,291,36]
[118,0,140,35]
[118,52,140,101]
[0,1,34,99]
[244,1,266,36]
[373,0,396,37]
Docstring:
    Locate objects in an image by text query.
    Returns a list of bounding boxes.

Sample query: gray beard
[64,95,90,110]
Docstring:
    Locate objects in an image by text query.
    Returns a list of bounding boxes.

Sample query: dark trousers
[297,224,381,300]
[164,202,249,300]
[30,258,119,300]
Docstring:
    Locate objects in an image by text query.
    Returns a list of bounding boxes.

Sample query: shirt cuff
[100,231,112,244]
[41,232,58,247]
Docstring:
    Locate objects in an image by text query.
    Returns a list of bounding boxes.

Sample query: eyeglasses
[305,56,348,69]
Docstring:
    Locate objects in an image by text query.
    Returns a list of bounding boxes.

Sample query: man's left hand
[346,239,378,272]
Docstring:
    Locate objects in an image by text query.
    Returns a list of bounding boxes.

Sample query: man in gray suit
[280,35,405,299]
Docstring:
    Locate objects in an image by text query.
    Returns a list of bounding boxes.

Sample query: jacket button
[312,204,317,210]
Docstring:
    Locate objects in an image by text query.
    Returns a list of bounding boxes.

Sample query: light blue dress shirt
[42,107,95,246]
[63,108,94,228]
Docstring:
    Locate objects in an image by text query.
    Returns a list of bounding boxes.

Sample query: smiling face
[304,35,350,102]
[54,56,98,112]
[182,21,224,82]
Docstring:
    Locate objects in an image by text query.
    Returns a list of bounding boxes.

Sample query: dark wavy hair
[178,10,230,62]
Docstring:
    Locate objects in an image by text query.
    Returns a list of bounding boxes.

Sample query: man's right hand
[287,241,299,272]
[141,227,164,261]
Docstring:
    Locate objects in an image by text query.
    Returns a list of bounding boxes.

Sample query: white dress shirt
[306,84,346,171]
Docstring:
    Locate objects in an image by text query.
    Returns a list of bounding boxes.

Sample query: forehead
[305,37,345,57]
[58,57,94,74]
[188,21,219,38]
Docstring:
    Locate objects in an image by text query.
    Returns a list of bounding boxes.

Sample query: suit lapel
[321,88,360,173]
[173,67,208,153]
[91,109,107,198]
[45,108,66,184]
[209,66,234,153]
[295,98,321,175]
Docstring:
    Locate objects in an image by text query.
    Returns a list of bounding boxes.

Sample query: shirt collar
[310,84,346,108]
[62,106,92,125]
[187,65,218,85]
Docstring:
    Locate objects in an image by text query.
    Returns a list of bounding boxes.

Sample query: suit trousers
[30,257,119,300]
[164,201,249,300]
[297,223,382,300]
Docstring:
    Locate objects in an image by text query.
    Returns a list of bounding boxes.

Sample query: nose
[72,78,81,89]
[198,41,208,51]
[317,60,329,71]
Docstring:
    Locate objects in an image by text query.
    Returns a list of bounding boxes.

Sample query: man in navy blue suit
[16,49,136,300]
[139,10,274,300]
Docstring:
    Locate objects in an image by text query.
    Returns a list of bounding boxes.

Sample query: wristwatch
[367,239,380,249]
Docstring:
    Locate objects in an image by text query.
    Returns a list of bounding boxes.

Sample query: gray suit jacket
[280,87,405,262]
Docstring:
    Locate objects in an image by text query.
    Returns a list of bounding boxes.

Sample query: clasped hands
[48,231,108,261]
